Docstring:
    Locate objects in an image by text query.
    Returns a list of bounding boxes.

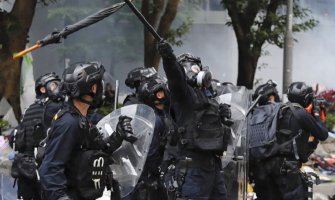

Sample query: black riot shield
[215,85,253,200]
[96,104,155,198]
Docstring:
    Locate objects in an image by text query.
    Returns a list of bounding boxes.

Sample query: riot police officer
[39,62,135,200]
[123,67,158,106]
[123,75,174,200]
[11,72,63,200]
[157,42,232,200]
[251,82,328,200]
[253,79,280,106]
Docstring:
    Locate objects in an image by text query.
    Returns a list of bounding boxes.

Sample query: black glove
[219,103,231,119]
[116,115,137,143]
[157,41,176,60]
[106,115,137,153]
[219,103,233,126]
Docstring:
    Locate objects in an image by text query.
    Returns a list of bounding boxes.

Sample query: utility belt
[134,179,166,200]
[163,156,221,200]
[279,158,301,175]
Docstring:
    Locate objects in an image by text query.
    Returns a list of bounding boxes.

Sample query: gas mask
[46,80,63,101]
[183,62,212,88]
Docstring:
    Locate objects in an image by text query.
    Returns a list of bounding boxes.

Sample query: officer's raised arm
[157,41,188,101]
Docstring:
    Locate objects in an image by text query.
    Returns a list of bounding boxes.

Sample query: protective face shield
[253,79,280,105]
[35,72,61,97]
[45,80,62,101]
[125,67,157,89]
[287,82,314,108]
[137,77,169,108]
[102,72,115,106]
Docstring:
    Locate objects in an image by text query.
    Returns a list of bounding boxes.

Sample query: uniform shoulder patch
[53,107,70,121]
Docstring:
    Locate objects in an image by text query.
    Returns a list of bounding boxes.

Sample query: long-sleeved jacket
[277,104,328,162]
[39,102,87,200]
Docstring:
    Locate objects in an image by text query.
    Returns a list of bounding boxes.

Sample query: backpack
[248,103,282,149]
[248,102,303,160]
[11,99,48,180]
[14,99,49,152]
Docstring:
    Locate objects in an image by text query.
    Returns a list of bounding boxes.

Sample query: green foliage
[165,17,193,46]
[46,0,144,64]
[0,119,10,130]
[45,0,193,65]
[97,103,123,116]
[325,112,335,131]
[222,0,319,48]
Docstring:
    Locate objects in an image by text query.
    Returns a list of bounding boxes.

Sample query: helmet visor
[46,80,60,96]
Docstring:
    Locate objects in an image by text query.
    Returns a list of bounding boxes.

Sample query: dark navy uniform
[251,105,328,200]
[39,102,87,200]
[39,62,133,200]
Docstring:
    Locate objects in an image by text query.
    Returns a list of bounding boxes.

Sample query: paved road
[314,176,335,200]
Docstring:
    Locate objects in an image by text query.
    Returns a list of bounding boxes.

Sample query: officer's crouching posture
[157,41,232,200]
[251,82,328,200]
[39,62,135,200]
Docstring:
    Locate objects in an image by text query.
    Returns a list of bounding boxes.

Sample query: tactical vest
[15,98,50,153]
[179,88,227,153]
[277,103,316,162]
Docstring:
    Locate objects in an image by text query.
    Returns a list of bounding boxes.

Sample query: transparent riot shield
[215,85,252,200]
[96,104,155,198]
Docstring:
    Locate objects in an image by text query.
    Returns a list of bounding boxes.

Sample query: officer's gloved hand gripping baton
[116,115,137,143]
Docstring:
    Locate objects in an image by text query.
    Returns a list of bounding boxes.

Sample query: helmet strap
[78,93,94,106]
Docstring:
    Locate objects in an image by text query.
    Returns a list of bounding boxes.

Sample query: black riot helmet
[125,67,157,90]
[177,53,212,88]
[35,72,62,100]
[137,76,169,108]
[253,80,280,105]
[287,82,314,108]
[62,61,105,106]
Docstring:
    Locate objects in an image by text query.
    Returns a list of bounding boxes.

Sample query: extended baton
[124,0,163,42]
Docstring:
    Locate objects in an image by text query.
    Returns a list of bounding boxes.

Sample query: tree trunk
[0,0,37,121]
[236,44,259,89]
[142,0,180,69]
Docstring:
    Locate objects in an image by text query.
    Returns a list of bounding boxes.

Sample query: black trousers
[17,178,41,200]
[250,157,307,200]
